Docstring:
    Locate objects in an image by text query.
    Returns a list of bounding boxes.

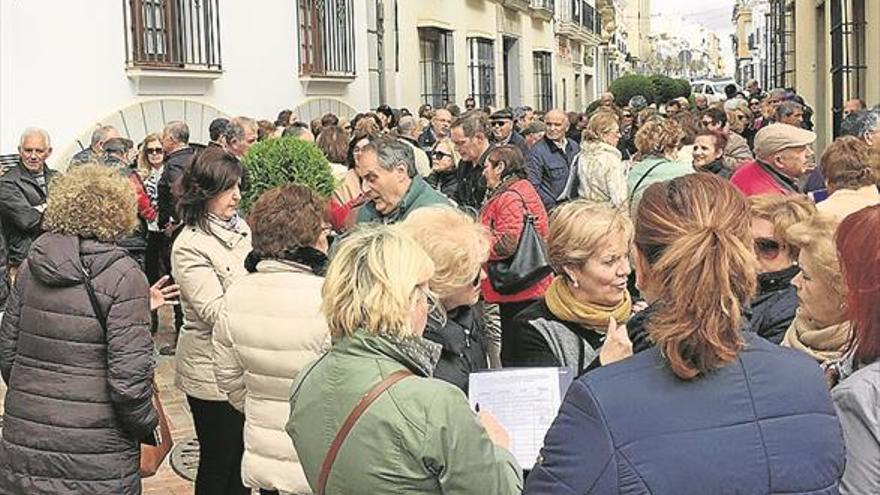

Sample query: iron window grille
[420,27,456,107]
[298,0,356,77]
[830,0,867,137]
[533,51,553,112]
[468,38,496,108]
[124,0,222,69]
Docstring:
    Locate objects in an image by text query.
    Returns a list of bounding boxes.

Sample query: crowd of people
[0,79,877,495]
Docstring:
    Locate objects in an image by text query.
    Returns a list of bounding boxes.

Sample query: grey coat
[0,233,157,495]
[833,361,880,494]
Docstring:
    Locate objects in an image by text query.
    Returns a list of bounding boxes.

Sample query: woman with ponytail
[524,174,845,495]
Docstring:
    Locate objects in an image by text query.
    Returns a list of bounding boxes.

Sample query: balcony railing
[558,0,601,40]
[299,0,356,77]
[124,0,222,70]
[531,0,555,18]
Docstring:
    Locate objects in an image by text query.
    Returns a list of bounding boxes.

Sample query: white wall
[0,0,371,166]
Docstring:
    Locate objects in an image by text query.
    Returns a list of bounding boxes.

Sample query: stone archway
[291,97,359,124]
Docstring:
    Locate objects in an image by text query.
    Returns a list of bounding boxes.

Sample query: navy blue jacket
[526,136,579,211]
[524,333,845,495]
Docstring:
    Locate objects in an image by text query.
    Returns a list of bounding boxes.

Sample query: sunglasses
[146,147,164,155]
[491,120,509,128]
[622,114,633,119]
[431,150,451,160]
[754,237,782,260]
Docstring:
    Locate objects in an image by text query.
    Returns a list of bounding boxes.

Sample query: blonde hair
[548,200,633,275]
[432,138,461,168]
[635,174,757,380]
[749,194,816,250]
[43,164,138,243]
[401,206,489,300]
[136,133,163,179]
[582,111,619,143]
[785,213,846,303]
[321,225,435,339]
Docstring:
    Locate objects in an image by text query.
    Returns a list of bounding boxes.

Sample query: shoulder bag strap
[316,369,414,494]
[628,159,668,204]
[81,264,107,334]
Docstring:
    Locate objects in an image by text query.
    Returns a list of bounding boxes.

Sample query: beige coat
[817,185,880,220]
[214,260,329,494]
[172,219,251,400]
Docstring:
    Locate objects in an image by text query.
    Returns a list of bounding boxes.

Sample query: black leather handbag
[488,189,553,295]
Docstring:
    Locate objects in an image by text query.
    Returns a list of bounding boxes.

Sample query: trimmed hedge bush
[240,137,336,213]
[609,75,655,107]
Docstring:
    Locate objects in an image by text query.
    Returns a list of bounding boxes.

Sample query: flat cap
[521,121,546,136]
[490,109,513,121]
[754,123,816,158]
[102,137,134,153]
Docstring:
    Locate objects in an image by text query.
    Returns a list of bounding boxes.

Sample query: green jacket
[287,330,522,494]
[357,175,452,224]
[626,156,693,212]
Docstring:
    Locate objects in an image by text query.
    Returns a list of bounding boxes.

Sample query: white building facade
[0,0,372,167]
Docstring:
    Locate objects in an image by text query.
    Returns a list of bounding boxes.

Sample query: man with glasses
[701,107,753,171]
[489,109,529,157]
[0,128,59,284]
[418,108,453,151]
[730,123,816,197]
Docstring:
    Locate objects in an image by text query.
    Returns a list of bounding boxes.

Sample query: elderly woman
[479,145,553,363]
[504,200,633,375]
[564,111,627,208]
[692,130,731,179]
[401,206,490,392]
[172,148,252,495]
[831,205,880,494]
[287,225,522,494]
[626,117,693,210]
[748,194,817,344]
[782,213,852,366]
[214,184,330,495]
[816,136,880,219]
[0,165,158,495]
[426,138,461,201]
[524,174,845,494]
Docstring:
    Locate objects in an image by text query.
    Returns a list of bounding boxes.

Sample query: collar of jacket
[756,159,799,192]
[543,135,570,154]
[369,175,433,223]
[333,329,442,377]
[200,216,249,249]
[703,159,726,176]
[757,264,800,295]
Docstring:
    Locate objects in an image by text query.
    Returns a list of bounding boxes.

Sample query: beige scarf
[782,311,852,364]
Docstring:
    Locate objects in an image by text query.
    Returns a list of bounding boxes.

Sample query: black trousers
[186,396,249,495]
[499,300,536,365]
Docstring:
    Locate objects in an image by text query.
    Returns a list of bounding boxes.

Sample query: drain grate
[169,436,200,481]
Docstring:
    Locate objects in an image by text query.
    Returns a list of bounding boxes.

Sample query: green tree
[609,74,655,107]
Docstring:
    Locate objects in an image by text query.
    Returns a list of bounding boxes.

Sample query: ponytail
[636,175,757,380]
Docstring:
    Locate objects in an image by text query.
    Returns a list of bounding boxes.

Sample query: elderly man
[396,115,432,177]
[842,98,866,119]
[521,121,546,150]
[418,108,453,150]
[701,107,753,170]
[356,136,450,224]
[599,92,616,108]
[489,109,530,157]
[224,116,258,159]
[693,94,709,114]
[207,117,229,150]
[0,128,60,282]
[157,121,194,232]
[527,109,580,211]
[730,123,816,197]
[69,124,121,167]
[450,111,494,209]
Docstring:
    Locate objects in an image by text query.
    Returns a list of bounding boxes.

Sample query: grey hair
[450,110,490,139]
[163,121,190,145]
[20,127,51,147]
[364,136,416,177]
[840,109,880,139]
[397,115,417,135]
[224,116,257,142]
[89,125,118,147]
[775,100,803,120]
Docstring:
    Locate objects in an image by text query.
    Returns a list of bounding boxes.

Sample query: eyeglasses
[622,114,633,119]
[431,150,451,160]
[491,121,508,128]
[146,147,164,155]
[702,120,716,127]
[754,237,782,260]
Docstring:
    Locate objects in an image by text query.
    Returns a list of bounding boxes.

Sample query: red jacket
[730,160,796,197]
[128,173,157,222]
[480,179,552,304]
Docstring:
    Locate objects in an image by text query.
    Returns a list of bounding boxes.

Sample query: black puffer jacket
[426,168,460,203]
[0,233,157,495]
[0,162,59,266]
[748,265,800,345]
[423,304,487,393]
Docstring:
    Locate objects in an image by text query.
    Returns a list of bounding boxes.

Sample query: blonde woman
[563,111,627,208]
[287,225,522,494]
[401,206,490,392]
[505,200,634,376]
[782,213,852,365]
[525,174,844,494]
[426,138,461,201]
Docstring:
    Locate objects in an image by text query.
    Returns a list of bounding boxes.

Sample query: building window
[420,27,455,107]
[831,0,867,137]
[125,0,222,69]
[298,0,356,77]
[533,51,553,112]
[468,38,496,107]
[768,0,795,89]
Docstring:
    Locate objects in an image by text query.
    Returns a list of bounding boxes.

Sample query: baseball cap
[754,123,816,158]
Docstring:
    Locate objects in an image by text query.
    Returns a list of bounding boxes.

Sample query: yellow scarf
[782,310,852,364]
[544,277,632,330]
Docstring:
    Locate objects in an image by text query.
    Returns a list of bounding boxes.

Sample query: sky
[651,0,736,76]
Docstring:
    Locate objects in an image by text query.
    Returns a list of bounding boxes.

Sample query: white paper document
[468,367,572,469]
